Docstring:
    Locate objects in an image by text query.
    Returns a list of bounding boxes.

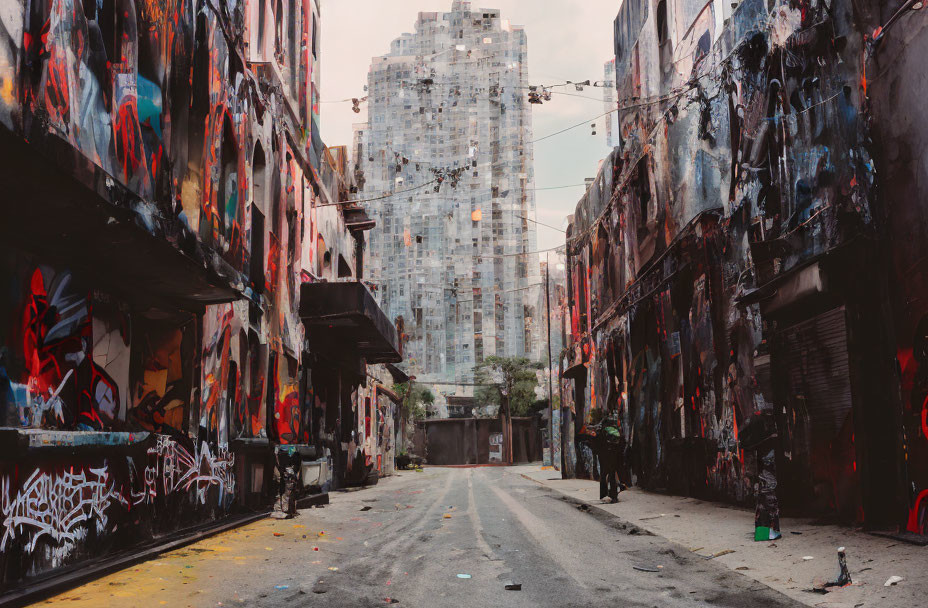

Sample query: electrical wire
[531,183,588,191]
[453,282,545,305]
[322,174,589,207]
[530,108,616,144]
[318,179,439,207]
[518,215,565,233]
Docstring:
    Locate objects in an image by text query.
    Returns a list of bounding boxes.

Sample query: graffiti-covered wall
[562,0,922,529]
[862,1,928,535]
[0,433,235,582]
[0,0,329,594]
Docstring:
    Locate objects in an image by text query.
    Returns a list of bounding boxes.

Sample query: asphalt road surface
[41,466,806,608]
[236,466,802,608]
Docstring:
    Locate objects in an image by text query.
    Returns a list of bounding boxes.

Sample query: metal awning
[343,207,376,232]
[561,361,588,380]
[300,282,401,363]
[0,124,241,307]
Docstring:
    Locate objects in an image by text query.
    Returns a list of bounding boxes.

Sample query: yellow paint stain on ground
[40,516,321,607]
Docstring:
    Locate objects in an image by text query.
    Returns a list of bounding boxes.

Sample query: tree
[474,356,543,416]
[474,356,543,464]
[393,382,435,453]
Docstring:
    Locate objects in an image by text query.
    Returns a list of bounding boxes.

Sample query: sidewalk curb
[519,472,657,533]
[517,471,812,606]
[520,473,656,537]
[0,510,271,608]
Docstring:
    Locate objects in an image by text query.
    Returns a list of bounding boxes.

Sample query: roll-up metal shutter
[779,306,852,441]
[775,305,859,518]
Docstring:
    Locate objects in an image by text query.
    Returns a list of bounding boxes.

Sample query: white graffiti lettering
[149,436,235,505]
[0,465,126,562]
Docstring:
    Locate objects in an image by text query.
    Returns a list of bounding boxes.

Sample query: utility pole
[545,252,554,467]
[501,391,511,465]
[401,376,415,454]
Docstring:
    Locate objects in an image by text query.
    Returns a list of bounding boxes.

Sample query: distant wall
[418,418,542,465]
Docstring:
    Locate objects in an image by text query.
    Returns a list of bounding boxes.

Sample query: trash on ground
[632,565,660,572]
[504,582,522,590]
[706,549,734,559]
[274,585,289,590]
[273,532,284,537]
[802,556,815,561]
[443,513,452,519]
[812,546,852,593]
[640,513,666,521]
[884,576,904,587]
[456,574,472,579]
[577,504,590,512]
[384,599,399,604]
[328,567,339,571]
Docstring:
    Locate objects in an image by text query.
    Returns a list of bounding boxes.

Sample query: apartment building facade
[357,1,541,388]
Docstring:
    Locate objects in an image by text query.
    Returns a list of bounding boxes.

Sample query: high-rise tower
[357,1,540,386]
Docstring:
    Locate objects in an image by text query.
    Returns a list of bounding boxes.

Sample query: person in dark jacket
[596,415,624,503]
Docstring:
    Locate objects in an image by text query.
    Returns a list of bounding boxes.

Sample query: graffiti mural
[146,434,235,505]
[273,355,300,444]
[201,304,234,442]
[0,432,237,579]
[560,0,906,528]
[131,319,192,434]
[0,465,126,563]
[89,294,131,427]
[0,0,367,593]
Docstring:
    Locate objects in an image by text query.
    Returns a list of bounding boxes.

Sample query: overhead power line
[518,215,565,233]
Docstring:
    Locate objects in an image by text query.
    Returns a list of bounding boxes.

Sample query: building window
[636,156,651,230]
[312,14,318,59]
[219,116,238,239]
[657,0,668,44]
[288,0,299,95]
[251,142,268,285]
[257,0,267,56]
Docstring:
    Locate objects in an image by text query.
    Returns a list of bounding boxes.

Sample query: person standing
[597,414,624,503]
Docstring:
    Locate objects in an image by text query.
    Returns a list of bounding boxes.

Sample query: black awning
[300,282,401,363]
[561,361,588,380]
[385,363,409,383]
[0,124,241,308]
[343,207,376,232]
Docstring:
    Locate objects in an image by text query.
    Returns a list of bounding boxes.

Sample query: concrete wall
[419,417,542,465]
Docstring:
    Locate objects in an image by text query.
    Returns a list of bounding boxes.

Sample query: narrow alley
[2,0,928,605]
[40,467,814,608]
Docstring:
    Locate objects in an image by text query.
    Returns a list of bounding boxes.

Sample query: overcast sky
[320,1,618,252]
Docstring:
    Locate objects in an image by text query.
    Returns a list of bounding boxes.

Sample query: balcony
[299,282,402,364]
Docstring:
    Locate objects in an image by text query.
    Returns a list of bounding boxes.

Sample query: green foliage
[473,356,544,417]
[393,382,435,421]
